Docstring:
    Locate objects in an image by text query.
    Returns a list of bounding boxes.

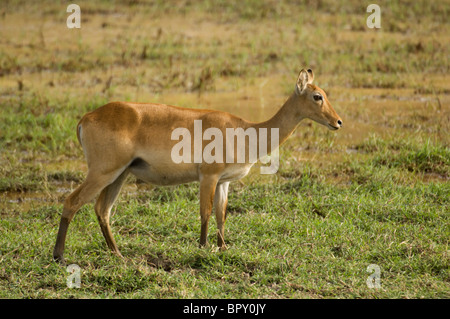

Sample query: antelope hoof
[113,250,124,258]
[53,254,66,265]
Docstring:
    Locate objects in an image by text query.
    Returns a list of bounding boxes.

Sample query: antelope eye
[313,94,323,101]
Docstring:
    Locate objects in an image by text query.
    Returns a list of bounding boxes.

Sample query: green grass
[0,0,449,299]
[0,168,448,298]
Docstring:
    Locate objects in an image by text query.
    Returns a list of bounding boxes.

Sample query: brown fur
[53,69,342,262]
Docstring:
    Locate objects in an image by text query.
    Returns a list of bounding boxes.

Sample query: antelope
[53,68,342,262]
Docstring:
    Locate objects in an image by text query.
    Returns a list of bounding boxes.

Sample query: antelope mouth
[327,124,340,130]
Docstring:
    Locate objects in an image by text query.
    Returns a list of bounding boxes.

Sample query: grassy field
[0,0,449,299]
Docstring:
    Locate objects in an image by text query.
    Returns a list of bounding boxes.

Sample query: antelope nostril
[337,120,343,126]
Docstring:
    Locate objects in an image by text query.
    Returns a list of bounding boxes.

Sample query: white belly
[219,164,254,182]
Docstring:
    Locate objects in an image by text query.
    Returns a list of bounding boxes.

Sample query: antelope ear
[306,68,314,84]
[295,69,309,94]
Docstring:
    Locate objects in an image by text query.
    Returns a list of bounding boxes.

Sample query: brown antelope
[53,68,342,262]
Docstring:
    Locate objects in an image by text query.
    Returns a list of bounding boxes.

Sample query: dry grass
[0,0,449,299]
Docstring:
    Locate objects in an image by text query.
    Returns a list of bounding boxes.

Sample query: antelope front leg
[199,174,219,247]
[214,182,230,250]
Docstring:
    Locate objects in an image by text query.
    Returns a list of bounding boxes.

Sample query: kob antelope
[53,68,342,261]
